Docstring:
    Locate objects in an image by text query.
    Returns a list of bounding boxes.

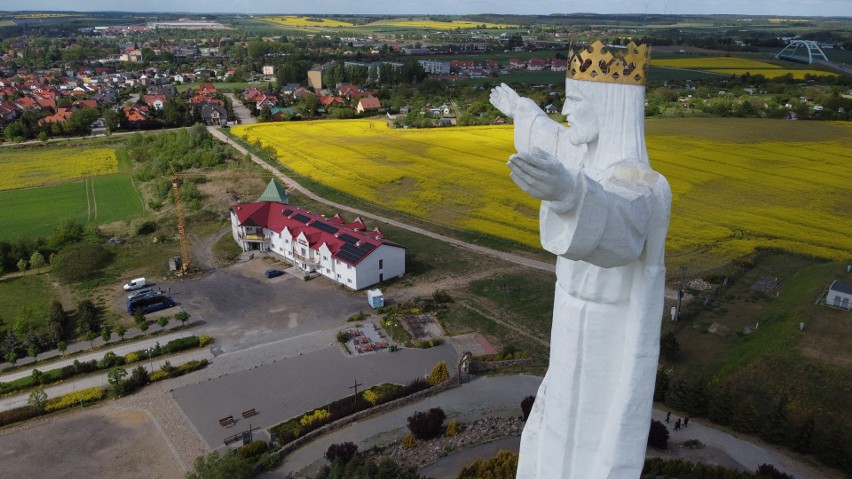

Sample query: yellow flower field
[652,57,782,69]
[258,16,355,28]
[234,119,852,271]
[365,19,512,29]
[0,147,118,191]
[705,69,836,79]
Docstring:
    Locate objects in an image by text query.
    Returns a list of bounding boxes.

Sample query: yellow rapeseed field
[365,19,512,29]
[259,16,355,28]
[652,57,782,69]
[0,147,118,191]
[705,69,836,79]
[234,119,852,270]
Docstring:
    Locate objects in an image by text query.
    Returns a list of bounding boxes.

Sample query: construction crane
[167,166,282,274]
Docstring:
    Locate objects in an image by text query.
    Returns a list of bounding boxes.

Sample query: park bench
[242,408,257,418]
[223,433,241,445]
[219,416,234,427]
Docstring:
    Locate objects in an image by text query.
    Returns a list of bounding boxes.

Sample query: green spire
[257,179,288,204]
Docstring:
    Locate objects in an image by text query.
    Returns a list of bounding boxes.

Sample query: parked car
[127,295,176,315]
[123,277,148,291]
[127,288,156,300]
[265,269,284,279]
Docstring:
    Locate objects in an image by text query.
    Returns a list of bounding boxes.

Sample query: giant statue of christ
[490,41,672,479]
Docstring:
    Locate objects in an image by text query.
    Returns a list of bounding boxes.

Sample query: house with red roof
[356,97,381,114]
[230,181,405,290]
[198,83,217,95]
[40,107,73,125]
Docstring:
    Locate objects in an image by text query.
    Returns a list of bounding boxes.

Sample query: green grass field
[0,274,57,331]
[0,174,144,241]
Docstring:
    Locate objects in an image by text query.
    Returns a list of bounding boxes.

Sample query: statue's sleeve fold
[513,99,560,156]
[541,174,652,268]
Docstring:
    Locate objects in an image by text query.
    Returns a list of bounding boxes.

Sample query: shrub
[457,450,518,479]
[97,351,124,369]
[756,463,795,479]
[324,442,358,464]
[198,334,212,346]
[336,330,349,344]
[683,439,705,449]
[149,370,169,382]
[52,243,114,282]
[432,289,452,303]
[300,408,330,427]
[521,395,535,421]
[363,389,381,405]
[401,433,416,449]
[648,419,670,449]
[163,336,200,353]
[427,360,449,386]
[136,221,158,235]
[347,312,365,322]
[175,359,208,375]
[124,352,140,363]
[407,407,446,440]
[45,386,105,412]
[0,405,41,427]
[445,420,459,437]
[237,440,268,460]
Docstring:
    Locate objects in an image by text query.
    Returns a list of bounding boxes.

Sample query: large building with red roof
[230,184,405,290]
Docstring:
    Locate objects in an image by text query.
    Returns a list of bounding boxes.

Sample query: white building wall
[354,245,405,290]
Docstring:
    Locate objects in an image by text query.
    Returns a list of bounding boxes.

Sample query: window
[323,255,328,261]
[347,278,352,283]
[379,259,383,269]
[347,264,351,270]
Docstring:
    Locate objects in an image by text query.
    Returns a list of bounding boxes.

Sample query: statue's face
[562,86,599,146]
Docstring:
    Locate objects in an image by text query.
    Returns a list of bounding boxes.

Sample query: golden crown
[568,40,649,85]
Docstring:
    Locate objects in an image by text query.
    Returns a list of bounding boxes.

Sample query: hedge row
[45,386,105,412]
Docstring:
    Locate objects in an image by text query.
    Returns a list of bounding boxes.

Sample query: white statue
[490,41,671,478]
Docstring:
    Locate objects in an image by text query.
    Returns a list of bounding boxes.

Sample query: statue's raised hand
[508,148,576,206]
[490,83,521,118]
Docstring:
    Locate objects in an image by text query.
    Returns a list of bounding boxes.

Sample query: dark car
[265,269,284,279]
[127,295,176,315]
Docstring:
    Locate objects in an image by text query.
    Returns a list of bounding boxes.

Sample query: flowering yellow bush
[300,408,330,427]
[363,389,381,405]
[124,352,139,363]
[0,147,118,191]
[45,386,105,412]
[445,420,459,437]
[402,432,416,449]
[235,118,852,272]
[149,370,170,382]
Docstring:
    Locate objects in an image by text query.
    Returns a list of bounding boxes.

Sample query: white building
[827,280,852,310]
[229,181,405,290]
[418,60,451,75]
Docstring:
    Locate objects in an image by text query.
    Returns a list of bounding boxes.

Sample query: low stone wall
[470,357,533,373]
[264,375,460,468]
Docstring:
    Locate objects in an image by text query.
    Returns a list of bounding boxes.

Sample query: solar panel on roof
[362,243,376,251]
[283,209,293,216]
[292,213,310,223]
[312,221,339,234]
[338,233,359,245]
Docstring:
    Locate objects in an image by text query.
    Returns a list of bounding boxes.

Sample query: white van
[123,277,148,291]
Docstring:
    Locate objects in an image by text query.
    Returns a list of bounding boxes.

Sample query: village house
[356,97,382,114]
[827,280,852,310]
[230,180,405,290]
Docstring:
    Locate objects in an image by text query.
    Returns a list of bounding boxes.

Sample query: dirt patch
[0,402,183,479]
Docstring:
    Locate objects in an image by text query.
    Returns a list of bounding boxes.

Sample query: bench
[242,408,257,418]
[219,416,234,427]
[224,433,241,445]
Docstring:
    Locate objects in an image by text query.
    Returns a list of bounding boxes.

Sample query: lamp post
[146,347,153,373]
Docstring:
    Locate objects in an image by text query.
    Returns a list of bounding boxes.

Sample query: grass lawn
[0,173,144,242]
[0,274,57,331]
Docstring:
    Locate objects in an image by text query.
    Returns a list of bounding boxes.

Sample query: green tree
[175,311,190,326]
[84,330,98,350]
[108,367,128,394]
[732,396,762,434]
[28,343,39,362]
[52,243,113,282]
[660,330,680,361]
[157,316,170,328]
[186,450,252,479]
[28,387,48,412]
[116,324,127,340]
[760,395,790,445]
[29,251,45,273]
[17,258,27,273]
[57,340,67,357]
[101,326,112,344]
[5,351,17,366]
[138,320,149,332]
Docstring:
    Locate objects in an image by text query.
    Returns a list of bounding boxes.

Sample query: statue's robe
[512,98,672,479]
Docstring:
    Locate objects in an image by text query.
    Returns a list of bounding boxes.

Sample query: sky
[7,0,852,17]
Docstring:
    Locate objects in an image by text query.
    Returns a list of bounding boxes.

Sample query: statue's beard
[566,123,599,146]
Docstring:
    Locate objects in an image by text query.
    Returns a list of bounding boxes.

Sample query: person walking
[674,419,681,431]
[665,411,671,423]
[684,417,689,428]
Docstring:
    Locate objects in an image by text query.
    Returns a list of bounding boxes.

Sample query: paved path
[256,375,827,479]
[0,348,213,411]
[225,93,257,125]
[0,330,195,383]
[207,127,556,274]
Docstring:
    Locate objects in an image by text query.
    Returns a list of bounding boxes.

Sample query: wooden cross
[349,379,363,405]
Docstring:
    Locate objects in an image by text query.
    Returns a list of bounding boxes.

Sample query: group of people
[665,411,690,431]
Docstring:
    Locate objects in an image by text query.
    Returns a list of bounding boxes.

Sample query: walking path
[207,127,556,274]
[257,376,831,479]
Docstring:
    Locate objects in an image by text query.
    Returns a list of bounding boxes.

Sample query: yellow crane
[168,166,281,274]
